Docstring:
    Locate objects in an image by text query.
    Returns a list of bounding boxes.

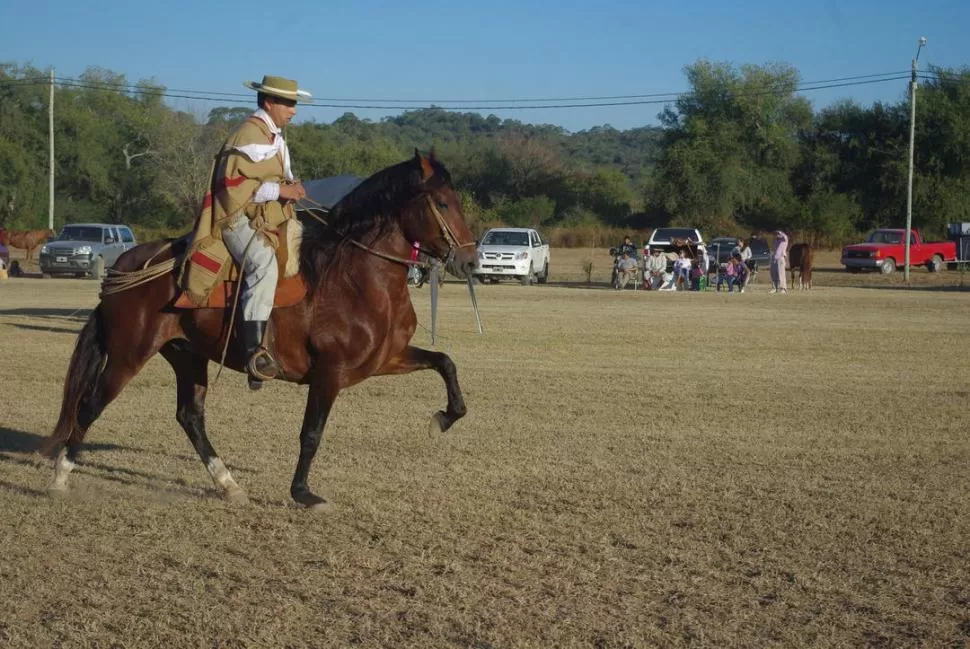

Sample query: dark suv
[706,236,770,272]
[39,223,137,278]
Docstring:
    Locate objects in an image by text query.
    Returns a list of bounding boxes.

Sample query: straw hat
[243,75,312,102]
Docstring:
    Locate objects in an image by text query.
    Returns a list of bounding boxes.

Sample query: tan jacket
[179,117,294,305]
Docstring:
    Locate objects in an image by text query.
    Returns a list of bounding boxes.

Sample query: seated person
[672,251,692,290]
[691,262,707,290]
[735,257,749,292]
[717,257,739,292]
[615,251,639,289]
[643,247,671,290]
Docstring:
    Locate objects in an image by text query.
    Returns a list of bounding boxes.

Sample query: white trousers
[647,272,672,290]
[222,216,278,321]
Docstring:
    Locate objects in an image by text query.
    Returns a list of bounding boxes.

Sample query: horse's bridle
[419,194,476,268]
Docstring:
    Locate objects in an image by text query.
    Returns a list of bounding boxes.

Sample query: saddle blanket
[174,274,307,309]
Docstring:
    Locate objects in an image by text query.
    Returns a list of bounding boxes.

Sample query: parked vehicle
[646,227,704,271]
[39,223,138,278]
[473,227,550,285]
[841,228,957,275]
[0,241,8,270]
[706,236,770,272]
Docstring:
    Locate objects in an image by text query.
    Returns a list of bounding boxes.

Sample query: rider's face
[264,96,298,128]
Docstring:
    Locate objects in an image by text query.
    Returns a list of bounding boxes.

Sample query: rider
[184,74,310,387]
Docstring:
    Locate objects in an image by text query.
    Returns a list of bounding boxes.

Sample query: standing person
[770,230,789,294]
[695,243,710,290]
[180,74,311,387]
[407,240,423,286]
[616,235,638,258]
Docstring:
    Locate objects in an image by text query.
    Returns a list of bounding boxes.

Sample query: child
[717,258,738,292]
[672,251,692,291]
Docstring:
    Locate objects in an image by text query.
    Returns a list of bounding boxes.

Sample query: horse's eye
[437,202,448,211]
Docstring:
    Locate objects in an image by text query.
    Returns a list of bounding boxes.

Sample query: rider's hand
[279,182,307,202]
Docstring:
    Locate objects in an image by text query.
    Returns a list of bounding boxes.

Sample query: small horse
[0,228,56,262]
[788,243,814,290]
[41,151,478,510]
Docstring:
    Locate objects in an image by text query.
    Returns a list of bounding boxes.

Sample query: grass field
[1,247,968,648]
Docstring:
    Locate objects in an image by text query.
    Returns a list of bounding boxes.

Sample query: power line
[0,72,916,111]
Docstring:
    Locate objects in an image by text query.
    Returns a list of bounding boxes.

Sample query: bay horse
[0,228,56,262]
[41,151,478,510]
[788,243,813,289]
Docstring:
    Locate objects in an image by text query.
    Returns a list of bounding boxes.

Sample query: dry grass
[0,247,968,648]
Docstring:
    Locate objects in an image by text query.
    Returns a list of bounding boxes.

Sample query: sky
[2,0,968,133]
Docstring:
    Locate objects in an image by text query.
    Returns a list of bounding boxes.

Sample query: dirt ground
[1,246,968,648]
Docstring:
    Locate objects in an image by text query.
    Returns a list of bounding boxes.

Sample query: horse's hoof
[46,483,69,499]
[428,411,448,437]
[225,486,250,505]
[292,490,330,511]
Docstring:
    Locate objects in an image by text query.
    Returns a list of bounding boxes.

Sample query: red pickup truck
[841,228,957,275]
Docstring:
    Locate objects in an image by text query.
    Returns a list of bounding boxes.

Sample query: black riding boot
[242,320,279,390]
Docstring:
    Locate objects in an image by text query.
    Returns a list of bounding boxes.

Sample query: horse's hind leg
[376,346,468,435]
[160,342,247,505]
[49,354,144,493]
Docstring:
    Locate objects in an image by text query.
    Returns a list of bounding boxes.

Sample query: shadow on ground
[0,426,126,455]
[0,307,92,320]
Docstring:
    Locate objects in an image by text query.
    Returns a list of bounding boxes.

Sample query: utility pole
[48,67,55,231]
[904,37,926,282]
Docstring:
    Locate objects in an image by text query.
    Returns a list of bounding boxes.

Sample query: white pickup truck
[473,227,550,285]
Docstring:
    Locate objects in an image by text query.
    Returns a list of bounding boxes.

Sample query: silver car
[39,223,137,278]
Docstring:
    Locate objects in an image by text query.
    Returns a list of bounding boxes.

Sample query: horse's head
[403,149,478,279]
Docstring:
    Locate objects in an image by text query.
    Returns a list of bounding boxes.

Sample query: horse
[0,228,56,262]
[788,243,814,290]
[41,150,479,510]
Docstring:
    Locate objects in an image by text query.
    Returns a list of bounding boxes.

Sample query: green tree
[649,60,812,232]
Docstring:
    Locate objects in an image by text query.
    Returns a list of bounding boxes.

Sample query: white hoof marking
[48,448,76,493]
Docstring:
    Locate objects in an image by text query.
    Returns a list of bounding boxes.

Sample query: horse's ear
[417,150,434,181]
[428,146,437,161]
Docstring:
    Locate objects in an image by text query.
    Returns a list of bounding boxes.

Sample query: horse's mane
[298,155,452,287]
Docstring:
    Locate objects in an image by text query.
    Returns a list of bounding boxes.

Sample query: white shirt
[234,109,293,204]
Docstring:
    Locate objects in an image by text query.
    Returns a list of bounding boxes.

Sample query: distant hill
[372,109,663,184]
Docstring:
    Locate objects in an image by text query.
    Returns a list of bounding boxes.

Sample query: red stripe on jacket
[201,175,249,209]
[190,250,224,274]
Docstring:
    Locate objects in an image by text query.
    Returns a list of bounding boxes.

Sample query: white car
[473,227,550,285]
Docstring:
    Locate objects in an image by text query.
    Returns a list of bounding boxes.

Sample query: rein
[296,194,475,270]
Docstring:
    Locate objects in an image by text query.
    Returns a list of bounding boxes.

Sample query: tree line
[1,60,968,246]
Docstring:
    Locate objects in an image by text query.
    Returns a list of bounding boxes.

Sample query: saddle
[173,218,308,310]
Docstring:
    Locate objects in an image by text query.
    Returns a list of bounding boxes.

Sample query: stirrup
[246,347,279,386]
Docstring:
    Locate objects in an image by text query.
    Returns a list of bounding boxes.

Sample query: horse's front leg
[377,346,467,435]
[291,377,339,511]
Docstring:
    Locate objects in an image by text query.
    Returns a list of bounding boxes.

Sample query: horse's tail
[41,306,106,458]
